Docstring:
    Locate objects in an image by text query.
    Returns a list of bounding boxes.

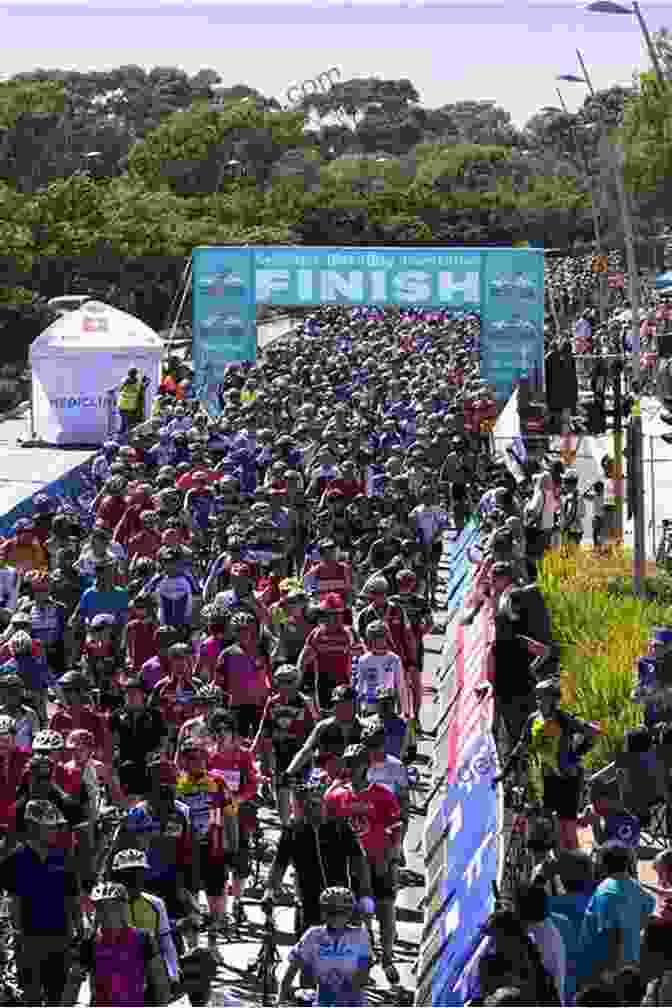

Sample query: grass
[538,547,672,771]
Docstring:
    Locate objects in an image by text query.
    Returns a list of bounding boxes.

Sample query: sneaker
[382,959,400,985]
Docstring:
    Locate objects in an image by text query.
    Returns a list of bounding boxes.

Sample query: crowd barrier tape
[416,521,502,1007]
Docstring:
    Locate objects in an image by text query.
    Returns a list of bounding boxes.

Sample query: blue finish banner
[191,245,545,402]
[192,247,256,413]
[481,248,545,399]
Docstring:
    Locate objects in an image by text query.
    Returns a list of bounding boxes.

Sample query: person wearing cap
[324,743,402,984]
[298,593,360,710]
[63,880,171,1006]
[0,518,48,574]
[213,611,271,739]
[0,797,80,1005]
[140,546,198,634]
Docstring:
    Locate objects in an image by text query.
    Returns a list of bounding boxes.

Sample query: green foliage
[539,549,672,769]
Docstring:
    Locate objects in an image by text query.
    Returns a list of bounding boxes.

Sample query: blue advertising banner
[481,248,545,397]
[191,247,256,412]
[191,245,545,403]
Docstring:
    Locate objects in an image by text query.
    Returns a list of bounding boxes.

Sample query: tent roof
[30,301,163,358]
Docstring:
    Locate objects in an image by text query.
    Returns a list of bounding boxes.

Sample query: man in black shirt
[262,779,372,936]
[109,677,167,797]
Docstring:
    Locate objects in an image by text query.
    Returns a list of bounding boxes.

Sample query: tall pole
[632,1,666,88]
[573,53,609,324]
[613,138,646,592]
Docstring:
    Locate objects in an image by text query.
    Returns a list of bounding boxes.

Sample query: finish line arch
[191,245,545,412]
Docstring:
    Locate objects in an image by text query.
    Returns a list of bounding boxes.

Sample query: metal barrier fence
[492,430,672,561]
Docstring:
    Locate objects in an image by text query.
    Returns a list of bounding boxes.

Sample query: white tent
[29,301,163,445]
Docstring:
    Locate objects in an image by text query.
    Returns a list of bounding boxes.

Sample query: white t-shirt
[354,651,402,711]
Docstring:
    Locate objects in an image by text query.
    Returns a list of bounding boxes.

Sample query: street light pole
[573,43,647,590]
[633,1,667,88]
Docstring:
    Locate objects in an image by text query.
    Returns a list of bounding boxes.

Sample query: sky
[0,1,670,128]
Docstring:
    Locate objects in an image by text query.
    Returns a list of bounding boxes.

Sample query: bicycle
[501,783,557,899]
[247,904,281,1005]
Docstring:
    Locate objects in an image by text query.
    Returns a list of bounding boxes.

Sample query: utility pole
[612,140,646,592]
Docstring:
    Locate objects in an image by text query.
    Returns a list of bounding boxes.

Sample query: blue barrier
[0,454,97,538]
[416,522,502,1007]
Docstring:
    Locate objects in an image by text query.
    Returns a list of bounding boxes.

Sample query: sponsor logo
[49,395,114,409]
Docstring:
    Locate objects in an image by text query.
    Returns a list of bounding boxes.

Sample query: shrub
[539,547,672,770]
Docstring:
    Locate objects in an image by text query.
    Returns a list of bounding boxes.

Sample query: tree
[127,97,306,194]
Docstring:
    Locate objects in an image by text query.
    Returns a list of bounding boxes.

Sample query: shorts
[202,826,251,882]
[369,860,396,902]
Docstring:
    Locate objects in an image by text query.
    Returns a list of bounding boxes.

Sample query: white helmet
[111,848,149,871]
[33,730,65,752]
[91,882,129,903]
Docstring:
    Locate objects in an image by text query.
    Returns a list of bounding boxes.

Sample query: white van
[47,295,94,315]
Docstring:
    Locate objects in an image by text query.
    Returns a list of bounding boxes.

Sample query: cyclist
[109,848,180,992]
[372,685,411,761]
[0,798,81,1005]
[277,886,372,1007]
[286,684,366,782]
[298,594,359,710]
[0,670,40,752]
[207,708,259,928]
[362,719,410,855]
[175,683,224,754]
[63,881,171,1006]
[213,610,271,739]
[257,663,318,824]
[113,758,198,922]
[110,676,167,800]
[496,678,600,851]
[354,621,404,716]
[263,777,373,938]
[324,743,402,984]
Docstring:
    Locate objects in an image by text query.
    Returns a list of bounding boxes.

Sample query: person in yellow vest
[117,368,150,438]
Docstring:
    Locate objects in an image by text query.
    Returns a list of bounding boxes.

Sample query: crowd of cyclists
[0,254,670,1006]
[0,301,506,1007]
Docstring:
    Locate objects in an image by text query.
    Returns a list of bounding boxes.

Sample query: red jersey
[49,707,110,762]
[304,560,352,600]
[127,530,162,563]
[125,618,159,672]
[0,749,30,828]
[300,625,358,691]
[324,781,401,860]
[95,494,127,531]
[207,746,259,804]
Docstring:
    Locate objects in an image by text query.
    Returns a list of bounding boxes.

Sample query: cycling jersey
[78,927,158,1006]
[367,754,409,800]
[289,924,371,1007]
[324,781,401,861]
[353,651,403,713]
